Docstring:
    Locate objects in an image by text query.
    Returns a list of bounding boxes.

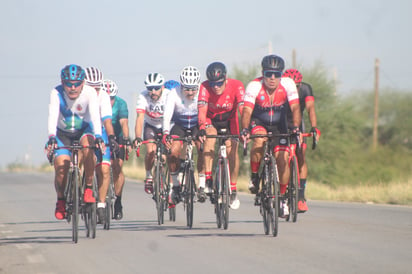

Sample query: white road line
[15,243,33,249]
[27,254,46,263]
[1,230,13,234]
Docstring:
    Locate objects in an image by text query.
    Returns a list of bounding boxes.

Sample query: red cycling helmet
[283,69,303,84]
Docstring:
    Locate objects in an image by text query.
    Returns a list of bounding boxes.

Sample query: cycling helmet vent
[261,55,285,71]
[84,67,104,86]
[206,62,227,82]
[60,64,85,81]
[283,69,303,84]
[180,66,201,86]
[144,73,165,87]
[102,79,118,97]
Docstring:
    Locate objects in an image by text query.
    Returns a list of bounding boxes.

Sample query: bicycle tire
[214,164,222,229]
[184,165,194,228]
[260,169,269,235]
[221,158,230,230]
[72,167,80,243]
[269,155,279,237]
[289,155,299,222]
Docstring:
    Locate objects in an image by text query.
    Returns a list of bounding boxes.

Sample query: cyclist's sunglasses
[147,86,162,91]
[183,85,198,91]
[63,81,83,88]
[209,80,225,87]
[263,70,282,78]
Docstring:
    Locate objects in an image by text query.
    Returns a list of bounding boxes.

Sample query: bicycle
[136,133,170,225]
[171,130,198,228]
[244,132,294,237]
[49,140,99,243]
[205,129,238,230]
[285,131,317,221]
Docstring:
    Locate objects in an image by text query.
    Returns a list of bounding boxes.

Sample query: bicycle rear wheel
[71,167,80,243]
[288,155,299,222]
[214,164,222,229]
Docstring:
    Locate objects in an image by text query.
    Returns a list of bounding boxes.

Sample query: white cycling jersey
[136,88,170,129]
[163,86,198,134]
[48,85,102,137]
[96,89,112,123]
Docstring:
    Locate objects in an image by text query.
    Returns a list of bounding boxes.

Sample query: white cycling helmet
[144,73,165,87]
[180,66,201,87]
[84,67,104,86]
[102,79,118,97]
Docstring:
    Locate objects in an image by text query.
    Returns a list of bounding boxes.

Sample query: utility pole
[372,58,380,151]
[292,49,296,68]
[268,41,272,54]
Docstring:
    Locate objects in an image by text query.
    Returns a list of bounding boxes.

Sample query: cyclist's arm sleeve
[197,84,209,130]
[162,89,177,134]
[48,89,60,137]
[88,90,102,137]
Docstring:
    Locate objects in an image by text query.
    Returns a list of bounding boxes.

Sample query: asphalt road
[0,172,411,274]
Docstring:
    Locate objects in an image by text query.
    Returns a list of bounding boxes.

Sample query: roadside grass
[122,165,412,206]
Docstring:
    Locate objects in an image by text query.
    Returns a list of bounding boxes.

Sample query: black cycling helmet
[60,64,86,81]
[261,55,285,71]
[206,62,227,81]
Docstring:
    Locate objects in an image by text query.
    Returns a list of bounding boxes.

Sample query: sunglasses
[183,86,198,92]
[147,86,162,91]
[63,81,83,88]
[209,80,225,87]
[263,70,282,78]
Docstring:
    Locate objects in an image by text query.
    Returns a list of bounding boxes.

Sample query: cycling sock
[300,178,307,190]
[205,171,212,180]
[230,182,237,191]
[97,202,106,208]
[171,171,180,187]
[251,161,260,173]
[198,173,205,188]
[280,184,287,195]
[115,195,121,204]
[299,178,307,200]
[145,170,152,179]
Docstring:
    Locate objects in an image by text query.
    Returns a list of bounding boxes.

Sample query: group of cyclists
[45,53,320,225]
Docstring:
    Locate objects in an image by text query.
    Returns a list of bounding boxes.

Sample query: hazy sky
[1,0,411,167]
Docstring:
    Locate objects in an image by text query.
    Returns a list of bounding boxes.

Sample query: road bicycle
[285,131,318,221]
[205,129,238,230]
[244,132,293,237]
[49,140,100,243]
[136,134,170,225]
[171,130,198,228]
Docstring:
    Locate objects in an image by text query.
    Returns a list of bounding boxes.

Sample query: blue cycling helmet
[164,80,181,90]
[61,64,85,81]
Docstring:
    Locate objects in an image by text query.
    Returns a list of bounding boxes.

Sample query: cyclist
[240,55,301,218]
[46,64,104,220]
[84,67,119,224]
[283,69,321,213]
[133,73,170,194]
[197,62,245,209]
[162,66,204,205]
[102,79,131,220]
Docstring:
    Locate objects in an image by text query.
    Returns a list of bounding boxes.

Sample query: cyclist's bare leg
[297,145,307,179]
[225,139,239,187]
[274,150,290,194]
[96,163,110,203]
[144,142,156,177]
[80,135,96,187]
[112,158,124,196]
[168,140,181,173]
[203,126,217,175]
[54,155,70,199]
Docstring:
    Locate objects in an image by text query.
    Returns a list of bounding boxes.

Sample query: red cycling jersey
[198,78,245,134]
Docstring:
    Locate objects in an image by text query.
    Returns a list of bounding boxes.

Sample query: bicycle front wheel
[71,167,80,243]
[221,158,230,230]
[268,155,279,237]
[184,165,195,228]
[154,162,164,225]
[214,164,222,229]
